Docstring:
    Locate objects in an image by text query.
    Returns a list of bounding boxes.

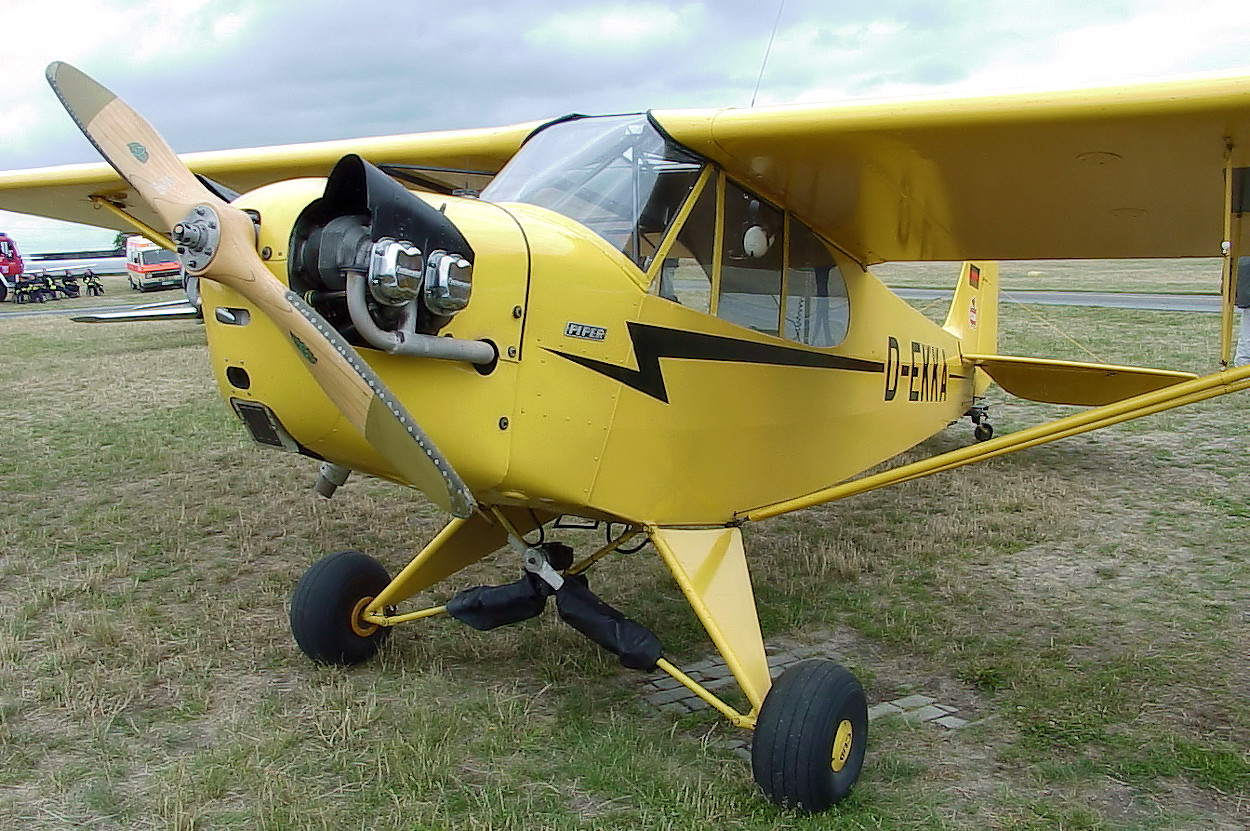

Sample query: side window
[784,220,849,347]
[651,174,717,313]
[717,181,783,335]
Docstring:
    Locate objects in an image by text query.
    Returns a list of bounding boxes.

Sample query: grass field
[0,264,1246,829]
[872,258,1226,294]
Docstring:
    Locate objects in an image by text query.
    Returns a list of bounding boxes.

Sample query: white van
[125,237,182,292]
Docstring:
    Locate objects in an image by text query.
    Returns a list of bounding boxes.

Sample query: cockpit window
[785,219,849,346]
[481,115,704,268]
[654,171,851,348]
[717,181,784,335]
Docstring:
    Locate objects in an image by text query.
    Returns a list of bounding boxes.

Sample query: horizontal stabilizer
[963,353,1196,406]
[71,298,200,323]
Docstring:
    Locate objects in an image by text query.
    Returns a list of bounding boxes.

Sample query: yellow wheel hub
[349,596,379,637]
[830,719,854,773]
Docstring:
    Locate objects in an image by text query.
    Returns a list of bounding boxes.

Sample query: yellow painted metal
[709,172,725,316]
[481,205,644,515]
[831,720,854,772]
[584,261,971,524]
[1225,213,1245,366]
[349,597,380,637]
[942,261,998,398]
[0,121,538,235]
[655,658,755,729]
[8,73,1250,266]
[964,354,1196,406]
[87,196,177,250]
[747,362,1250,521]
[645,166,713,286]
[650,526,771,711]
[567,526,643,576]
[1219,150,1246,369]
[202,181,530,500]
[1221,144,1236,366]
[366,508,551,613]
[654,74,1250,263]
[362,605,448,627]
[943,261,998,358]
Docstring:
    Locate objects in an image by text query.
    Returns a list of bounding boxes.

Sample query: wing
[653,74,1250,264]
[0,123,537,234]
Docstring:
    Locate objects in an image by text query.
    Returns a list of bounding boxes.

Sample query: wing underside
[653,74,1250,264]
[7,74,1250,266]
[0,124,537,235]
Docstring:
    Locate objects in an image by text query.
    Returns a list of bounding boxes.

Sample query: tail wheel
[290,550,392,665]
[751,659,868,813]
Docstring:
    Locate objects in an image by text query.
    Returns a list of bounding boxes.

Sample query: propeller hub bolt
[173,206,222,273]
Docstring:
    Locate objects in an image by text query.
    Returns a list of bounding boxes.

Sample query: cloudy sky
[4,0,1250,251]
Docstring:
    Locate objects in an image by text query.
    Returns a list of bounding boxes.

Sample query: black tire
[0,283,7,302]
[974,422,994,442]
[751,659,868,813]
[290,550,392,665]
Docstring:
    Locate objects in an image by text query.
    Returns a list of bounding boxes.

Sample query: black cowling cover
[555,575,663,671]
[446,572,553,631]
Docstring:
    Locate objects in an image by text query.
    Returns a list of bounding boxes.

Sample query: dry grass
[874,258,1225,294]
[0,275,1247,829]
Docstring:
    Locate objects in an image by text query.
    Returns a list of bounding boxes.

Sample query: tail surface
[944,262,999,396]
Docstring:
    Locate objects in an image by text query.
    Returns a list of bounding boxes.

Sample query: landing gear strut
[288,518,868,813]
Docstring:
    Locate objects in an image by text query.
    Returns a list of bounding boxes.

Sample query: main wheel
[290,550,392,665]
[751,659,868,813]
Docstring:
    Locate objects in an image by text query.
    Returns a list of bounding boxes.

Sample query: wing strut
[744,362,1250,522]
[88,195,177,250]
[1220,147,1247,366]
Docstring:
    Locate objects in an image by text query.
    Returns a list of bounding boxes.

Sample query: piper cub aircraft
[4,63,1250,813]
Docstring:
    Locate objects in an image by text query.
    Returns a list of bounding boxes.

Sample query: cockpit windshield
[481,115,704,269]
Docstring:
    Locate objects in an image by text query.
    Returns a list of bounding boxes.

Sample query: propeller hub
[173,205,221,273]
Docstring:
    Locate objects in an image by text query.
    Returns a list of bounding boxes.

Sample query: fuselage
[202,116,975,525]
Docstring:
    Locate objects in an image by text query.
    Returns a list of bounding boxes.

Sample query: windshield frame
[481,114,706,270]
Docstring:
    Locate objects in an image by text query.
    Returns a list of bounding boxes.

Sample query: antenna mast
[751,0,786,107]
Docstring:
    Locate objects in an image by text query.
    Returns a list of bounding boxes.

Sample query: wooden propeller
[46,61,475,518]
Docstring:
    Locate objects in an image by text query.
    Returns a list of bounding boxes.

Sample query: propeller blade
[47,62,475,518]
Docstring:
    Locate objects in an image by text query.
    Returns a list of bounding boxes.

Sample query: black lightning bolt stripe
[548,322,885,403]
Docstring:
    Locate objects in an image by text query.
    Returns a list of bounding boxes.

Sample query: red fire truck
[0,232,23,302]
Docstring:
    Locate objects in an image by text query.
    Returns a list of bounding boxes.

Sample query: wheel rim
[349,596,379,637]
[830,718,854,773]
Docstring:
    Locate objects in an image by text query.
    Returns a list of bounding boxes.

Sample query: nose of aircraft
[287,154,492,365]
[45,61,477,517]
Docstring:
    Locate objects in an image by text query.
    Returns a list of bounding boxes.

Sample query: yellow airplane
[4,62,1250,813]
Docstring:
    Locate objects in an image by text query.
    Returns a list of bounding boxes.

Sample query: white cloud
[0,210,116,254]
[525,4,696,49]
[6,0,1250,251]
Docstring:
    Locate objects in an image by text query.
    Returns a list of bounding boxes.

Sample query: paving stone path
[639,635,974,757]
